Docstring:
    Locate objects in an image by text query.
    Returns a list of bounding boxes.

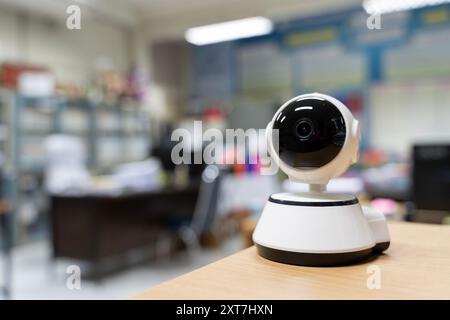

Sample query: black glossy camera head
[272,97,346,169]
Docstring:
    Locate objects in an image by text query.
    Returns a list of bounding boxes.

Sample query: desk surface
[134,222,450,299]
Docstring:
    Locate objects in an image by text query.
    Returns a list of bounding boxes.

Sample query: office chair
[179,165,222,252]
[156,165,222,259]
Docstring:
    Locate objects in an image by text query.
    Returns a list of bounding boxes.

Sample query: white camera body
[253,93,390,266]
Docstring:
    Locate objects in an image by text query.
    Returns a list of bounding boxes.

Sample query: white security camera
[253,93,390,266]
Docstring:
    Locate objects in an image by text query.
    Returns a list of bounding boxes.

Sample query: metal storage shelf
[0,90,151,244]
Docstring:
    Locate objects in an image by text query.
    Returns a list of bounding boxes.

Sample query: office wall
[0,7,132,86]
[190,4,450,155]
[370,80,450,155]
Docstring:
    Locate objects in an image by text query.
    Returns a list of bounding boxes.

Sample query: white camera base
[253,192,390,267]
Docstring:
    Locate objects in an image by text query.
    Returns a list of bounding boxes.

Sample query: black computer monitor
[412,144,450,211]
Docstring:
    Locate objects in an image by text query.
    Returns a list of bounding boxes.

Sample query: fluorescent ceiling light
[185,17,273,46]
[363,0,450,15]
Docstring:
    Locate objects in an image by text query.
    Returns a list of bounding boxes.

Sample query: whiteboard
[238,41,292,101]
[385,28,450,81]
[370,80,450,156]
[290,43,366,92]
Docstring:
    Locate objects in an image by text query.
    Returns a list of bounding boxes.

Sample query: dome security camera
[253,93,390,266]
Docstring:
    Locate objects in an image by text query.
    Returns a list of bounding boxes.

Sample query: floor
[2,236,242,300]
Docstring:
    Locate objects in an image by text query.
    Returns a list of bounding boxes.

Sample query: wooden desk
[135,222,450,299]
[50,185,199,277]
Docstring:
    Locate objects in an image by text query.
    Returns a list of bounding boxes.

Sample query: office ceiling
[0,0,138,27]
[129,0,361,24]
[0,0,361,36]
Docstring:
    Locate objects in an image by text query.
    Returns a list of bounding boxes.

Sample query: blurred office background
[1,0,450,299]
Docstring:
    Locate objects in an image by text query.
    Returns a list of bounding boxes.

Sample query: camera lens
[295,119,314,140]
